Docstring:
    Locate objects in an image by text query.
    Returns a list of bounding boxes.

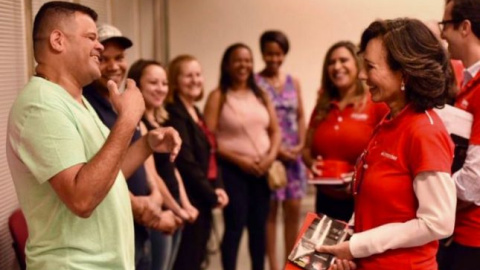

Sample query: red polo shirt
[454,71,480,247]
[354,105,453,270]
[309,98,387,198]
[309,99,387,165]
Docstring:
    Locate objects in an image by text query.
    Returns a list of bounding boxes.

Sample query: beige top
[216,90,271,159]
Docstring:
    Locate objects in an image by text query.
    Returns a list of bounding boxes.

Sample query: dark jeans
[134,224,152,270]
[438,241,480,270]
[220,159,271,270]
[315,188,354,223]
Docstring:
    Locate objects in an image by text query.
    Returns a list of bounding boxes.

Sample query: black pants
[315,188,354,223]
[220,159,270,270]
[438,241,480,270]
[134,223,151,270]
[172,207,212,270]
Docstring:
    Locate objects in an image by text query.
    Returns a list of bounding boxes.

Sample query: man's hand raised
[107,79,145,127]
[147,127,182,162]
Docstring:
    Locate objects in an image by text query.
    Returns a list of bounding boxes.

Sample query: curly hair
[359,18,455,111]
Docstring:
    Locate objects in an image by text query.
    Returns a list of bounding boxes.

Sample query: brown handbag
[267,160,288,190]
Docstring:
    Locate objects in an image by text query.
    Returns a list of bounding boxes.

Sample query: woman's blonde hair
[166,54,204,104]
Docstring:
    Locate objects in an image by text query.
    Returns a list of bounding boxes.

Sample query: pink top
[216,90,271,159]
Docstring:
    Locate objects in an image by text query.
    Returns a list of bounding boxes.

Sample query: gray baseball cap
[97,24,133,49]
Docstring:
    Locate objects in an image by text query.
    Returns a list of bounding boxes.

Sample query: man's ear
[49,29,65,52]
[460,20,472,37]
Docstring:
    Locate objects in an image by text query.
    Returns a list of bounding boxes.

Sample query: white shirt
[349,171,456,258]
[462,60,480,87]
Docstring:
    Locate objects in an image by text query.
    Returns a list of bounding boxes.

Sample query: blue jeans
[150,229,182,270]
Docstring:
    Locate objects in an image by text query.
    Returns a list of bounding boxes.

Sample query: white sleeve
[349,171,456,258]
[453,144,480,205]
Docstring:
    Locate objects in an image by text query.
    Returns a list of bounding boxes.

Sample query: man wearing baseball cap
[84,24,184,270]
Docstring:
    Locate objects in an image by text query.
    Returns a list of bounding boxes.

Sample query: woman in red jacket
[317,18,457,270]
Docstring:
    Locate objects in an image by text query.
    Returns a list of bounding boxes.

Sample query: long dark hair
[312,41,365,124]
[127,59,169,123]
[218,43,266,104]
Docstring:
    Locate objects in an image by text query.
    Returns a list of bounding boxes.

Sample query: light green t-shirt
[6,77,134,270]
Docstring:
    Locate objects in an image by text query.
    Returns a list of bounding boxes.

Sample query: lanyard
[353,119,384,195]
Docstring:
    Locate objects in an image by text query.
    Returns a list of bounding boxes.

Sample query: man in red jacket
[439,1,480,269]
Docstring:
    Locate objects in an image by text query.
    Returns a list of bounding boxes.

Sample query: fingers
[331,259,356,270]
[216,192,229,208]
[187,207,199,222]
[148,127,182,158]
[155,210,180,234]
[168,130,182,162]
[216,189,229,208]
[253,164,264,177]
[178,209,190,221]
[340,172,354,183]
[124,78,137,91]
[311,164,322,176]
[107,80,120,97]
[145,202,162,228]
[315,244,333,254]
[173,215,183,228]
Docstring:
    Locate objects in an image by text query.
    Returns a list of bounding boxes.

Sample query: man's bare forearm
[122,135,153,179]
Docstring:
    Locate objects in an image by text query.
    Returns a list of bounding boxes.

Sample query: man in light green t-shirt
[6,2,181,269]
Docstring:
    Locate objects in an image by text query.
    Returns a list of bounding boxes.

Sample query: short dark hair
[260,30,290,54]
[219,43,266,104]
[449,0,480,39]
[33,1,97,53]
[360,18,455,111]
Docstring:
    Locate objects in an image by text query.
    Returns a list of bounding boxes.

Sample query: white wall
[112,0,160,66]
[168,0,444,115]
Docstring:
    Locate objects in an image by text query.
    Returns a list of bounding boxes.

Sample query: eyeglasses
[438,19,462,31]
